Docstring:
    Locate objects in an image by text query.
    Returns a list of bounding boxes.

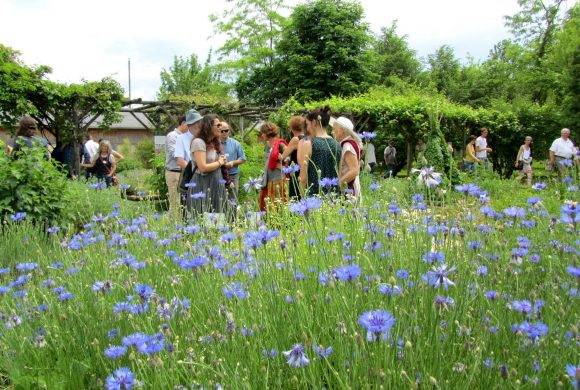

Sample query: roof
[90,112,154,130]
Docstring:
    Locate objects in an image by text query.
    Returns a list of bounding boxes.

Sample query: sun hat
[330,116,354,132]
[185,109,202,125]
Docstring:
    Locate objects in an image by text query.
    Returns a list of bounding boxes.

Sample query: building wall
[0,128,153,150]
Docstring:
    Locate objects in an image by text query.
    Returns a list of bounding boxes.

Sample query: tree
[158,52,230,99]
[427,45,461,98]
[373,21,422,84]
[0,44,124,175]
[240,0,375,104]
[210,0,287,73]
[505,0,566,63]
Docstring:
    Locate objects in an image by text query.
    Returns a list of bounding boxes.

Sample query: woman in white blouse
[331,116,363,202]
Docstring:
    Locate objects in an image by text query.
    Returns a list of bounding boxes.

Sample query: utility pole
[128,58,132,106]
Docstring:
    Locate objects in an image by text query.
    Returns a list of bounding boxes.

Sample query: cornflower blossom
[558,159,574,167]
[15,263,39,272]
[503,207,526,219]
[283,343,310,367]
[92,281,113,294]
[567,266,580,278]
[104,345,127,359]
[289,197,323,216]
[422,251,445,264]
[369,183,380,191]
[359,309,396,342]
[422,264,456,290]
[434,295,455,309]
[566,364,579,389]
[319,177,339,188]
[9,212,27,222]
[561,203,579,225]
[360,131,377,139]
[105,367,136,390]
[223,282,248,299]
[531,182,547,191]
[47,226,60,234]
[313,345,333,359]
[511,321,549,342]
[244,177,263,193]
[333,264,362,281]
[485,291,499,300]
[413,167,442,188]
[527,197,543,206]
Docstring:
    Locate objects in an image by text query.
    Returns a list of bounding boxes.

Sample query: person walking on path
[383,140,397,178]
[463,135,479,172]
[514,136,533,186]
[475,127,492,170]
[549,128,575,178]
[364,140,377,173]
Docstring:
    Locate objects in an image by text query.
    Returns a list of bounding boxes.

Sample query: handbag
[178,160,197,193]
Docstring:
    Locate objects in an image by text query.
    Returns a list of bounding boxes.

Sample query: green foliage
[372,21,422,84]
[0,148,73,223]
[237,0,375,104]
[158,53,231,99]
[135,139,155,169]
[209,0,287,72]
[427,45,461,97]
[115,138,142,173]
[145,152,169,200]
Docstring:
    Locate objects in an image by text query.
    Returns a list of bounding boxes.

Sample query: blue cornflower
[319,177,339,187]
[58,292,73,301]
[568,266,580,278]
[47,226,60,234]
[105,367,136,390]
[0,267,9,274]
[396,269,409,280]
[359,309,396,342]
[485,291,499,300]
[369,183,380,191]
[104,345,127,359]
[434,295,455,309]
[333,264,362,281]
[283,343,310,367]
[511,321,548,342]
[289,197,323,215]
[15,262,39,272]
[527,197,543,206]
[532,182,547,191]
[9,275,31,287]
[314,345,333,359]
[422,264,456,290]
[360,131,377,139]
[503,207,525,219]
[0,286,10,295]
[9,212,27,222]
[190,191,206,199]
[565,364,579,389]
[476,265,488,276]
[422,251,445,264]
[135,284,155,302]
[223,282,248,299]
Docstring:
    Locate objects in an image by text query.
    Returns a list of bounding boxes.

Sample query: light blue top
[174,131,193,163]
[221,137,246,176]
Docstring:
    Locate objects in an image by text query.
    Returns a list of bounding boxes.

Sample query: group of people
[164,106,366,220]
[463,127,577,185]
[5,116,124,187]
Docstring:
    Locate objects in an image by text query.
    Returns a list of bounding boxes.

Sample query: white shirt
[550,137,575,159]
[165,128,182,170]
[475,136,487,158]
[85,140,99,161]
[364,143,376,164]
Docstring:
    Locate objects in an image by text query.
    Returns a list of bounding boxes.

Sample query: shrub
[0,148,73,222]
[136,138,155,169]
[145,151,168,201]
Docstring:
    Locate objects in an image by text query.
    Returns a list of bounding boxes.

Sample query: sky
[0,0,532,101]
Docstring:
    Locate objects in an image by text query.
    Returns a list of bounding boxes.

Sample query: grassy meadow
[0,170,579,389]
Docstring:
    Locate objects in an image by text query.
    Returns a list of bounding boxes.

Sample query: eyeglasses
[221,129,230,133]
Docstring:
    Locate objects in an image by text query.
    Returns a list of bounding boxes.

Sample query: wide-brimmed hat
[330,116,354,132]
[185,109,202,125]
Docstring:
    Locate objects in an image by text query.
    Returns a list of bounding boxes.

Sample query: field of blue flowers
[1,174,578,389]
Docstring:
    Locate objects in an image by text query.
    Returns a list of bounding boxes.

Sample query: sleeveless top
[306,136,341,195]
[290,134,306,165]
[93,153,114,176]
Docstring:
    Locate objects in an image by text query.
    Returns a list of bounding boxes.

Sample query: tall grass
[0,175,578,389]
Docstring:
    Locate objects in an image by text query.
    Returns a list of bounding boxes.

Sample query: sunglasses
[221,129,230,133]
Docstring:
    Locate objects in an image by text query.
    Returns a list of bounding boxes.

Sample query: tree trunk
[406,140,414,175]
